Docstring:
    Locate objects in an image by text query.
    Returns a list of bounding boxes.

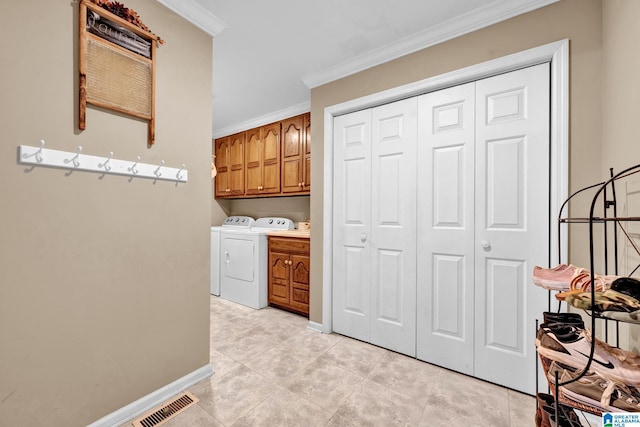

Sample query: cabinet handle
[360,233,367,243]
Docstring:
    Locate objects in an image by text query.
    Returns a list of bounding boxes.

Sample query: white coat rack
[19,140,188,183]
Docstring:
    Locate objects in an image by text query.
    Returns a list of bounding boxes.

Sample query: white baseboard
[307,321,325,333]
[87,364,213,427]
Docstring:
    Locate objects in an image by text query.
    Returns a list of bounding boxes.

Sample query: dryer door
[222,236,255,282]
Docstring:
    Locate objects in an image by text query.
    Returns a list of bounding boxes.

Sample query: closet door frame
[322,39,569,334]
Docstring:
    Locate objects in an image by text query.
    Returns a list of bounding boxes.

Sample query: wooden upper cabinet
[212,112,309,199]
[281,114,310,194]
[303,112,311,191]
[214,136,230,198]
[245,123,281,195]
[229,132,245,196]
[214,132,245,198]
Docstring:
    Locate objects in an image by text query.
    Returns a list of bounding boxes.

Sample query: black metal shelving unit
[537,165,640,425]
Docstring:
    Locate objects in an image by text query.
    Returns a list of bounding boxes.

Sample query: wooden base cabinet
[268,236,310,316]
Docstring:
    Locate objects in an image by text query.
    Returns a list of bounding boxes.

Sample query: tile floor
[163,296,540,426]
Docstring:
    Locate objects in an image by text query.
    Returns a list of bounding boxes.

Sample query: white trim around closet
[321,39,569,333]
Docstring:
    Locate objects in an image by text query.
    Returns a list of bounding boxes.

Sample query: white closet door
[370,98,418,356]
[332,109,373,342]
[416,83,476,373]
[474,63,550,393]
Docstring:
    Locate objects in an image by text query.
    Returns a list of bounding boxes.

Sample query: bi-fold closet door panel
[416,82,476,375]
[416,63,550,393]
[332,98,417,357]
[472,64,549,392]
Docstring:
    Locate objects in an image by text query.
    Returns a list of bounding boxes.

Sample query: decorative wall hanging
[79,0,163,146]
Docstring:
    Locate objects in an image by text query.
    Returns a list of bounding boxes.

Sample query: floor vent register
[131,391,199,427]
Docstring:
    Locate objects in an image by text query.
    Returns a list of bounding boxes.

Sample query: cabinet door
[269,250,290,306]
[303,112,311,191]
[229,132,245,196]
[214,137,229,197]
[281,115,304,193]
[290,254,310,313]
[245,127,262,195]
[261,123,281,194]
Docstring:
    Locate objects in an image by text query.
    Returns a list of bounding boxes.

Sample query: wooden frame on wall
[78,0,163,145]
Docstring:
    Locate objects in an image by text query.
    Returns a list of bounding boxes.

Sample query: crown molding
[213,101,311,139]
[155,0,227,37]
[302,0,559,88]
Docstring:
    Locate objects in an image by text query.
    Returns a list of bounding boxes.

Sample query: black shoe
[543,311,584,328]
[611,277,640,300]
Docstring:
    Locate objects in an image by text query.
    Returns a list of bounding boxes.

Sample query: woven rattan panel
[86,37,151,117]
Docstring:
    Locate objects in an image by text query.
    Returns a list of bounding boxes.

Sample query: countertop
[267,230,311,238]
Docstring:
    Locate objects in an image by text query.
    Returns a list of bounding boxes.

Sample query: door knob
[481,240,491,249]
[360,233,367,243]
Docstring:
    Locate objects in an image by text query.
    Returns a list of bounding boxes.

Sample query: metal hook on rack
[176,163,186,180]
[128,156,141,175]
[64,146,83,168]
[154,160,165,177]
[99,151,113,171]
[27,139,45,163]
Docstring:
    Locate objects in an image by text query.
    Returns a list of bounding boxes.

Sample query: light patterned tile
[244,345,315,383]
[209,350,241,383]
[190,365,279,426]
[508,389,536,427]
[317,337,388,376]
[367,351,442,406]
[162,403,224,427]
[281,329,344,357]
[231,388,332,427]
[419,368,510,427]
[326,378,424,426]
[286,357,365,413]
[215,329,280,363]
[210,317,249,346]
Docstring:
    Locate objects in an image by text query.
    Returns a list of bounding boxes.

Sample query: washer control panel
[221,216,255,228]
[252,217,295,230]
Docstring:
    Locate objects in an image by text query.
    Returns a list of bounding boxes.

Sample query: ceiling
[157,0,557,138]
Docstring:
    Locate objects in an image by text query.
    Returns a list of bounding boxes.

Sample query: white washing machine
[218,216,294,309]
[211,216,254,296]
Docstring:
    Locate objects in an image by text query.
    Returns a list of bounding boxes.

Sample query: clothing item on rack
[536,323,640,386]
[564,289,640,313]
[535,392,580,427]
[547,361,640,414]
[533,264,588,290]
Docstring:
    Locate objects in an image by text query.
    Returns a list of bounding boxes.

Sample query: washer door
[222,236,254,282]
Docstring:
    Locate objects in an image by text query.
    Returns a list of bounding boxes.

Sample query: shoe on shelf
[536,392,580,427]
[611,277,640,300]
[541,404,583,427]
[555,272,615,301]
[533,264,588,291]
[543,311,585,328]
[536,323,640,386]
[564,289,640,313]
[548,361,640,414]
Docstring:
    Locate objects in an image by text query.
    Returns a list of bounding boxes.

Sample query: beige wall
[309,0,604,323]
[0,1,212,426]
[602,0,640,352]
[213,196,311,225]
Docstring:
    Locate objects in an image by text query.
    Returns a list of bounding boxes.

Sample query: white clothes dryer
[211,216,254,296]
[219,216,294,309]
